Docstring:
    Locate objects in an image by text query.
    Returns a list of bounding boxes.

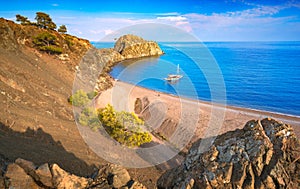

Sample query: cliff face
[114,34,164,59]
[158,118,300,189]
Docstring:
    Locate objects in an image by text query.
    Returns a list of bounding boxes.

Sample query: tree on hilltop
[35,12,57,30]
[16,14,32,25]
[58,25,67,34]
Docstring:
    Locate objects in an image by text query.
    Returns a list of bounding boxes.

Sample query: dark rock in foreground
[158,118,300,189]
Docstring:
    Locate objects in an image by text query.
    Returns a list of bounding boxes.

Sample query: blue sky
[1,0,300,41]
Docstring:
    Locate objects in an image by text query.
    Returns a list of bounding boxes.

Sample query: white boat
[164,64,183,81]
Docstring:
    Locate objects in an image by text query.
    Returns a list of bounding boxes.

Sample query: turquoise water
[93,42,300,116]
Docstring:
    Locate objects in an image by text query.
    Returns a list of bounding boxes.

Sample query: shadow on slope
[0,122,97,177]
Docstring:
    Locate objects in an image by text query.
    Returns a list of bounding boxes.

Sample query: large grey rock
[158,118,300,189]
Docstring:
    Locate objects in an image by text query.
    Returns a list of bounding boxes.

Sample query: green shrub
[69,90,90,107]
[16,14,32,25]
[116,111,144,131]
[87,91,98,100]
[33,32,62,54]
[58,25,67,34]
[78,107,100,131]
[65,35,74,48]
[39,46,62,54]
[33,32,57,46]
[98,104,152,147]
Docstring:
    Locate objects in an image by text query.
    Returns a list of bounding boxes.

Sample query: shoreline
[116,80,300,122]
[96,79,300,139]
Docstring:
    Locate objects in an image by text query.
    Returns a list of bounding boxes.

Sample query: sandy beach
[95,80,300,142]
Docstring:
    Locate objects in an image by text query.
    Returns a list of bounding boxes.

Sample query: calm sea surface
[93,42,300,116]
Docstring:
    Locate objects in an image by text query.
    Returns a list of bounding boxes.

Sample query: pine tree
[35,12,57,30]
[58,25,67,34]
[15,14,31,25]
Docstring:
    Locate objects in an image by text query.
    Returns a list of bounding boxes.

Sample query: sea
[92,41,300,117]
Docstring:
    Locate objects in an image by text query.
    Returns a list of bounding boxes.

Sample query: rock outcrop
[1,157,146,189]
[114,34,164,59]
[157,118,300,189]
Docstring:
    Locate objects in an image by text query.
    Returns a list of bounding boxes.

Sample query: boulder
[158,118,300,189]
[14,158,54,188]
[15,158,37,178]
[35,163,54,188]
[5,163,41,189]
[108,164,131,188]
[88,164,147,189]
[51,163,89,189]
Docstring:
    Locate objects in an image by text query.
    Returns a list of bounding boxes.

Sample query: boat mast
[177,64,180,74]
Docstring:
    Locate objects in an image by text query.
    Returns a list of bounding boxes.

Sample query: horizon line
[91,40,300,43]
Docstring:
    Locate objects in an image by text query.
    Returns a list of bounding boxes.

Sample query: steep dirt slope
[0,31,102,176]
[0,18,162,188]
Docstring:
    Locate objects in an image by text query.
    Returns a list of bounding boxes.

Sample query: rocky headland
[95,34,164,91]
[114,34,164,59]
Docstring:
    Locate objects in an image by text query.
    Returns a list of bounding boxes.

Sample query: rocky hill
[158,118,300,188]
